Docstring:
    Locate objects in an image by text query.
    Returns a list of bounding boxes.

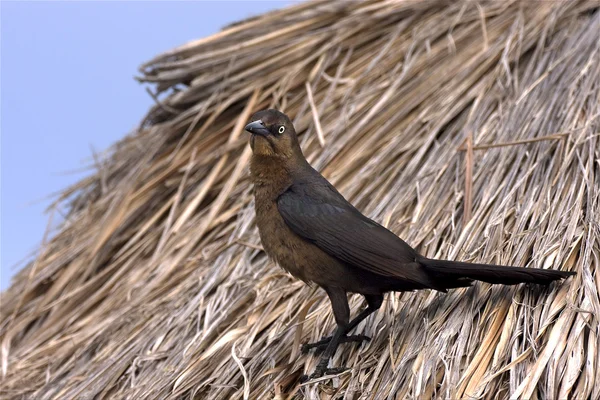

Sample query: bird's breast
[253,190,311,282]
[253,188,363,291]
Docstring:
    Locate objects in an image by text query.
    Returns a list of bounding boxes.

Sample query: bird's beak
[245,120,270,136]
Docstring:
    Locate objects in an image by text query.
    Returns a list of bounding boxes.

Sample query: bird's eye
[278,126,285,134]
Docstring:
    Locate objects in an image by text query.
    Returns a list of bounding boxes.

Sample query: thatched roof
[1,1,599,399]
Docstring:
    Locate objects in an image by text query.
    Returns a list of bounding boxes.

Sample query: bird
[244,109,576,381]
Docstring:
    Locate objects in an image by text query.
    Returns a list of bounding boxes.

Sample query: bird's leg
[300,334,370,354]
[301,292,383,381]
[306,322,348,380]
[301,294,383,354]
[301,287,350,381]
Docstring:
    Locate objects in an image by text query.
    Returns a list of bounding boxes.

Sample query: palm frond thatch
[1,1,599,399]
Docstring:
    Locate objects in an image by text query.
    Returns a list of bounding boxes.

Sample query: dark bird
[245,109,575,381]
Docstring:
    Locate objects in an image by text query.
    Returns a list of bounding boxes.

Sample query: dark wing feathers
[277,183,437,288]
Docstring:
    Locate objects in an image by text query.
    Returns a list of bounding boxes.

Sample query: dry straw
[1,1,599,399]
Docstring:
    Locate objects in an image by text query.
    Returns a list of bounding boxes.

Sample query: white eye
[278,126,285,134]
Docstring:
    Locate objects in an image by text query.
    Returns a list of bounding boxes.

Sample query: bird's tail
[419,257,575,286]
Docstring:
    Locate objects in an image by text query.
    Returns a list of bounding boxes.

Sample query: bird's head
[245,109,303,159]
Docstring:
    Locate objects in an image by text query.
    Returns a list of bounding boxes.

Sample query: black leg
[345,294,383,332]
[302,294,383,354]
[302,287,348,381]
[301,334,371,354]
[302,292,384,381]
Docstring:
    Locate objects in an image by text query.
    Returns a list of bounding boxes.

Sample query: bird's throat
[250,155,294,195]
[249,134,276,157]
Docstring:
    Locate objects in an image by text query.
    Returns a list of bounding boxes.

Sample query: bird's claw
[301,334,370,354]
[300,366,349,382]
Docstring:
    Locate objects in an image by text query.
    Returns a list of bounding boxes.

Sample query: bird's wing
[277,182,434,287]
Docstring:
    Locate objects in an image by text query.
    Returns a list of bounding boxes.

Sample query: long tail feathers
[419,257,576,286]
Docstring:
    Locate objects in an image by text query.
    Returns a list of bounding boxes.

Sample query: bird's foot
[301,334,370,354]
[299,364,349,383]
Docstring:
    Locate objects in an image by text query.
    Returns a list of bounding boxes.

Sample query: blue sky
[1,1,288,290]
